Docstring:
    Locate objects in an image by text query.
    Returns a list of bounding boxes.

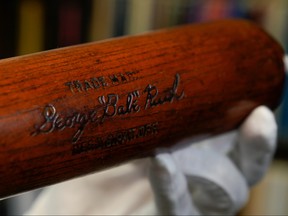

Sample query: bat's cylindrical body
[0,20,285,198]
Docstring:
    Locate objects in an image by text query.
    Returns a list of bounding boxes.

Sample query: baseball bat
[0,19,285,199]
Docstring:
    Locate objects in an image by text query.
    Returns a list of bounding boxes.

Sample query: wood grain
[0,19,285,199]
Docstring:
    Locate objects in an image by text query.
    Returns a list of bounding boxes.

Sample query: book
[17,0,44,55]
[125,0,154,35]
[179,0,200,24]
[0,1,18,59]
[113,0,127,37]
[195,0,237,21]
[43,1,58,50]
[44,0,92,49]
[88,0,115,42]
[152,0,189,30]
[168,0,183,26]
[152,0,174,29]
[58,0,82,46]
[261,0,288,52]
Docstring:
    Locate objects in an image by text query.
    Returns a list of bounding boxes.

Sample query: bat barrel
[0,19,285,199]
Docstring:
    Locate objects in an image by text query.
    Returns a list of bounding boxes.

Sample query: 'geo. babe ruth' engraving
[33,73,184,145]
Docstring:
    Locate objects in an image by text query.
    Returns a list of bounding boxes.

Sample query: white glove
[25,159,156,215]
[24,107,277,215]
[149,106,277,215]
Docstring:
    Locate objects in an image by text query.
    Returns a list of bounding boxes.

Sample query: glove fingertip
[239,105,277,151]
[151,153,175,172]
[235,106,277,186]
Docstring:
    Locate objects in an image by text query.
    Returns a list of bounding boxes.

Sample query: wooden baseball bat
[0,19,285,199]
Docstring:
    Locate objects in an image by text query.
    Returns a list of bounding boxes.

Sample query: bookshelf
[0,0,287,215]
[1,0,287,55]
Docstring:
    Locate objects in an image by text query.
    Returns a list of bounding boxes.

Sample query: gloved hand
[148,106,277,215]
[25,106,277,215]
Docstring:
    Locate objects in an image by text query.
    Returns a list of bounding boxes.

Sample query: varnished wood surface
[0,19,285,199]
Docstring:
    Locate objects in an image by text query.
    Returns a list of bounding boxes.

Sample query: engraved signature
[33,73,184,144]
[32,91,141,144]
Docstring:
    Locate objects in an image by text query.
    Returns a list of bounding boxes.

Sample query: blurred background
[0,0,287,215]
